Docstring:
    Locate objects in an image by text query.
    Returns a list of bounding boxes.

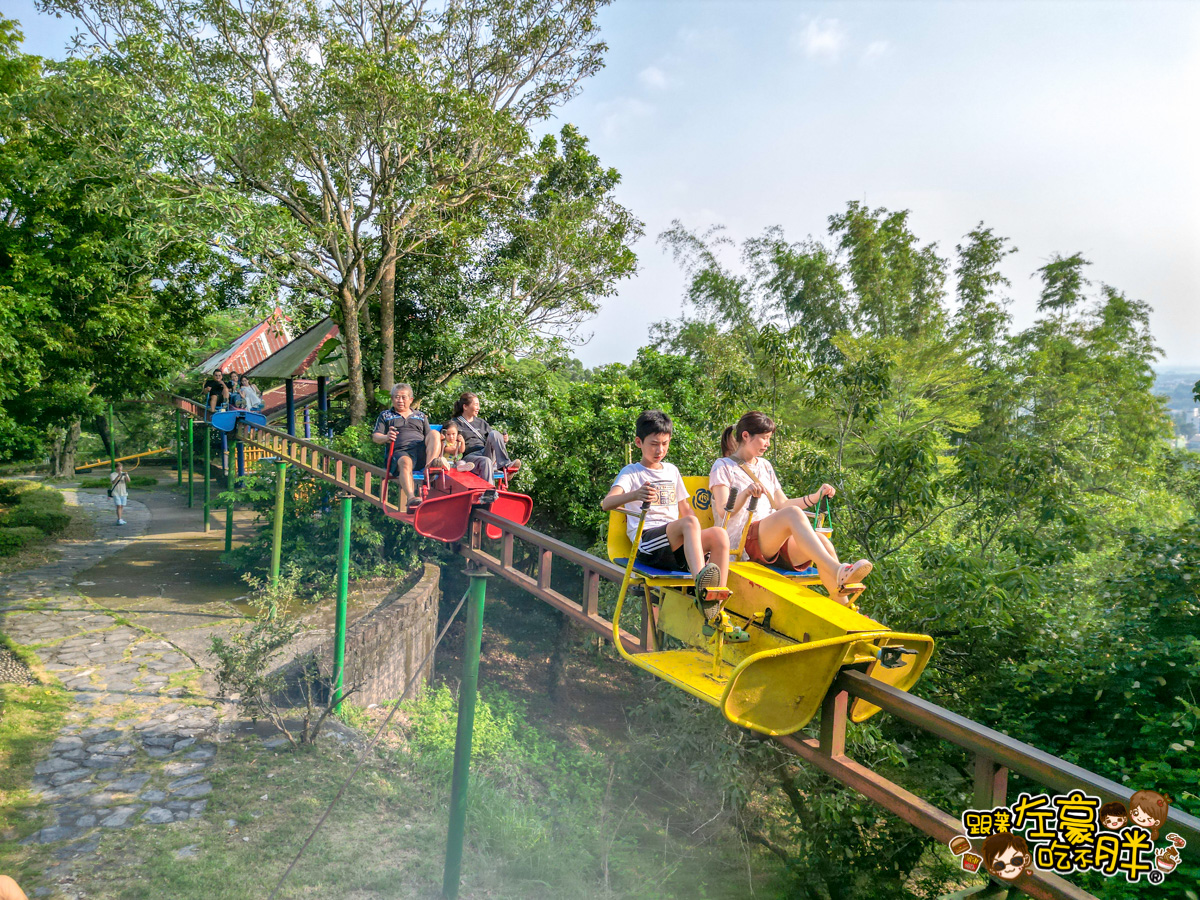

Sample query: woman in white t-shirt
[708,411,872,605]
[110,462,131,526]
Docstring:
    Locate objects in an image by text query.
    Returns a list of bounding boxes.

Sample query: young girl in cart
[709,411,872,605]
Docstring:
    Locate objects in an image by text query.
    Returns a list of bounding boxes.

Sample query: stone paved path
[1,489,227,894]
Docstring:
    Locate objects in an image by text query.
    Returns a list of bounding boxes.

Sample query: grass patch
[0,649,70,884]
[332,700,372,731]
[42,687,778,900]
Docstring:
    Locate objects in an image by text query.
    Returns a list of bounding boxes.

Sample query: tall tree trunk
[338,287,367,424]
[379,222,396,395]
[50,417,82,477]
[93,413,114,460]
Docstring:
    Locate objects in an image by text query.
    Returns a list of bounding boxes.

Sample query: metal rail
[75,446,171,470]
[167,396,1195,900]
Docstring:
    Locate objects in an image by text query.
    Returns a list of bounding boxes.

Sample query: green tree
[1035,251,1091,319]
[53,0,627,422]
[0,19,222,471]
[381,124,640,399]
[952,223,1016,364]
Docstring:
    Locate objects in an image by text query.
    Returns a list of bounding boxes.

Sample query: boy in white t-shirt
[602,410,728,593]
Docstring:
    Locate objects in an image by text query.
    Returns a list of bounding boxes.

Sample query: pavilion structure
[193,308,292,375]
[245,317,345,437]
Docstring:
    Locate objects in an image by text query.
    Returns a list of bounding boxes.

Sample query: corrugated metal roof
[194,309,292,374]
[244,317,347,379]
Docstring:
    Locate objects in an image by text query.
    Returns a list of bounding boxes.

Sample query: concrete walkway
[0,483,255,896]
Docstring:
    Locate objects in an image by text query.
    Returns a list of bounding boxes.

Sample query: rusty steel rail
[166,396,1192,900]
[832,670,1200,847]
[461,510,650,652]
[237,420,403,516]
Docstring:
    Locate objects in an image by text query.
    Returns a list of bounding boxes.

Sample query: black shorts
[635,524,688,572]
[386,443,427,475]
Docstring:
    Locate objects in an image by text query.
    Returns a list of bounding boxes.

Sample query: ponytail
[720,426,738,457]
[723,411,776,456]
[453,392,477,419]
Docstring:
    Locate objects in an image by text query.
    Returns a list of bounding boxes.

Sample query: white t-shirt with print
[611,461,687,541]
[708,456,784,555]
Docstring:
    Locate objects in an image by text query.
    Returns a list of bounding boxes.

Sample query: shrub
[0,526,42,556]
[210,566,353,746]
[0,479,39,504]
[0,508,70,535]
[13,489,64,510]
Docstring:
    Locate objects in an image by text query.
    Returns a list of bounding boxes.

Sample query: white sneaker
[118,519,127,525]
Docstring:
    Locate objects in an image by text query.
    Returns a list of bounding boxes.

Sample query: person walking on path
[110,462,131,525]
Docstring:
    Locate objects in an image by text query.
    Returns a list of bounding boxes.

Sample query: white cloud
[794,17,846,62]
[639,65,669,90]
[597,97,655,139]
[863,40,889,62]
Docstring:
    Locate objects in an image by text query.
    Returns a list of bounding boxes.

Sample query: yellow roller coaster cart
[608,477,934,736]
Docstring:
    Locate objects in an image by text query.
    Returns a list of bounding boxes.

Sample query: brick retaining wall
[312,563,441,707]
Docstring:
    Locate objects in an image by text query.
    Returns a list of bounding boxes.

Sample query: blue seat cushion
[774,565,819,578]
[613,559,819,581]
[613,558,692,579]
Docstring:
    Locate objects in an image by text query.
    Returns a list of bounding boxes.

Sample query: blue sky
[10,0,1200,368]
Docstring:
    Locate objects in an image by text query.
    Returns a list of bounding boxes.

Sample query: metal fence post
[333,494,352,706]
[203,425,211,533]
[442,568,489,899]
[271,461,287,585]
[175,409,182,486]
[187,418,194,508]
[224,444,235,552]
[286,378,295,436]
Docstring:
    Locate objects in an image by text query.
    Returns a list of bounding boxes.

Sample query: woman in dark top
[451,392,521,482]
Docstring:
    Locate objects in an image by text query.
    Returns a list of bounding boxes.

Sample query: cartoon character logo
[1099,801,1128,831]
[1129,790,1170,841]
[693,488,712,511]
[982,832,1034,882]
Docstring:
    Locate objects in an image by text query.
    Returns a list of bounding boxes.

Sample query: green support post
[224,443,236,552]
[333,495,352,707]
[202,425,211,533]
[442,568,490,900]
[270,460,287,585]
[175,409,182,486]
[187,418,194,508]
[108,403,116,473]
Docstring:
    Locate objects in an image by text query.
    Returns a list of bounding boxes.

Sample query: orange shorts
[745,521,813,571]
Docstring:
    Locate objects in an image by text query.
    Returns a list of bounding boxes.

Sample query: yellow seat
[607,472,937,735]
[606,501,694,587]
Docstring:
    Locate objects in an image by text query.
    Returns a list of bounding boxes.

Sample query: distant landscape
[1157,367,1200,439]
